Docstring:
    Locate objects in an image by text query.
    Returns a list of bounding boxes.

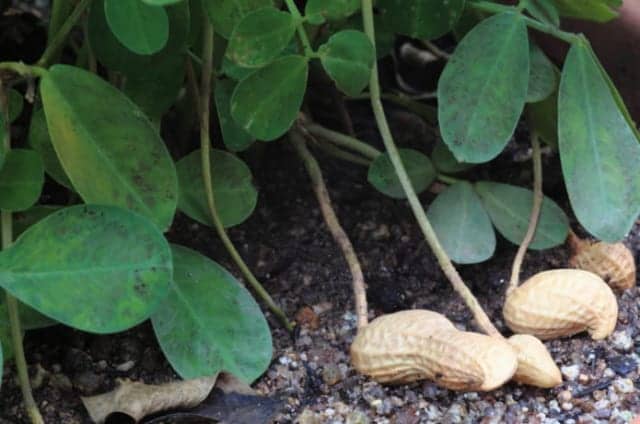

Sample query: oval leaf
[431,141,473,174]
[475,181,569,249]
[0,149,44,212]
[318,30,374,96]
[40,65,178,231]
[231,55,308,141]
[27,107,72,188]
[527,42,557,103]
[104,0,169,55]
[215,79,255,152]
[427,181,495,264]
[226,7,296,68]
[177,148,257,228]
[305,0,359,22]
[377,0,466,40]
[553,0,619,22]
[89,0,189,117]
[438,12,530,163]
[558,42,640,241]
[368,148,436,199]
[525,89,558,148]
[525,0,560,27]
[203,0,272,39]
[0,205,172,333]
[152,244,272,382]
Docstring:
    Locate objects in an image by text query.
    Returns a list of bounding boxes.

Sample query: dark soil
[1,100,640,423]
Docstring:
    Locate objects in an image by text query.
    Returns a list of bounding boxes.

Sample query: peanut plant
[0,0,637,420]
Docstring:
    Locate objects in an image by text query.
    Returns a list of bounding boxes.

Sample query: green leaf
[475,181,569,249]
[438,12,529,163]
[40,65,178,231]
[377,0,466,40]
[368,148,436,199]
[27,107,72,188]
[226,7,296,68]
[431,141,472,174]
[142,0,184,4]
[304,0,359,23]
[553,0,619,22]
[231,55,308,141]
[221,56,254,81]
[525,89,558,148]
[12,205,62,238]
[152,244,272,382]
[215,79,255,152]
[202,0,272,39]
[0,149,44,212]
[0,298,56,331]
[427,181,495,264]
[558,42,640,241]
[525,0,560,27]
[104,0,169,55]
[177,149,257,228]
[89,0,189,117]
[527,42,556,103]
[318,30,374,97]
[0,205,172,333]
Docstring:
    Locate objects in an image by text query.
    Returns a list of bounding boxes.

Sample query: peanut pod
[350,310,517,391]
[503,269,618,340]
[569,240,636,291]
[507,334,562,388]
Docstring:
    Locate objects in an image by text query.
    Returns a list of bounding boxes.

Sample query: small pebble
[578,373,590,384]
[561,364,581,381]
[613,378,634,394]
[558,390,572,402]
[561,402,573,411]
[603,368,616,378]
[295,306,320,330]
[611,331,633,352]
[608,355,637,376]
[115,360,135,372]
[346,410,369,424]
[322,364,342,386]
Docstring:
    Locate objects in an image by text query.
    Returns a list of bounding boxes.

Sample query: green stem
[303,122,381,160]
[37,0,92,67]
[0,62,47,79]
[197,19,292,331]
[0,83,43,424]
[311,138,372,166]
[290,130,369,329]
[437,174,462,185]
[283,0,314,57]
[507,132,543,295]
[361,0,500,337]
[469,1,579,44]
[47,0,74,64]
[350,92,438,125]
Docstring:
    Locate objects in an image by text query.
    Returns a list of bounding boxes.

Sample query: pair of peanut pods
[351,238,635,391]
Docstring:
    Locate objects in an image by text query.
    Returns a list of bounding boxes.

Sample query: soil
[1,99,640,424]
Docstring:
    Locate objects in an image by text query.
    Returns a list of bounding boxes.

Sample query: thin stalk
[37,0,92,67]
[469,1,579,44]
[303,121,381,160]
[290,130,369,329]
[197,20,292,331]
[0,83,43,424]
[350,92,438,125]
[437,174,462,185]
[0,63,47,79]
[47,0,74,64]
[310,138,372,166]
[421,39,451,60]
[361,0,500,337]
[506,132,543,296]
[283,0,314,57]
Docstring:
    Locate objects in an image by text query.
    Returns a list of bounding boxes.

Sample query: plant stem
[290,129,369,329]
[197,19,292,331]
[47,0,74,64]
[361,0,500,337]
[0,63,47,79]
[351,92,438,125]
[420,39,451,60]
[310,138,372,166]
[303,121,381,160]
[507,132,543,295]
[0,82,43,424]
[283,0,314,57]
[469,1,579,44]
[37,0,92,67]
[436,174,462,185]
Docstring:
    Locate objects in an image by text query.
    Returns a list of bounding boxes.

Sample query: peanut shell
[350,310,517,391]
[569,241,636,291]
[507,334,562,388]
[503,269,618,340]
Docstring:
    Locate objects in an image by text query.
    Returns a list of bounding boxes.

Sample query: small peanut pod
[569,241,636,291]
[503,269,618,340]
[350,310,518,391]
[507,334,562,388]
